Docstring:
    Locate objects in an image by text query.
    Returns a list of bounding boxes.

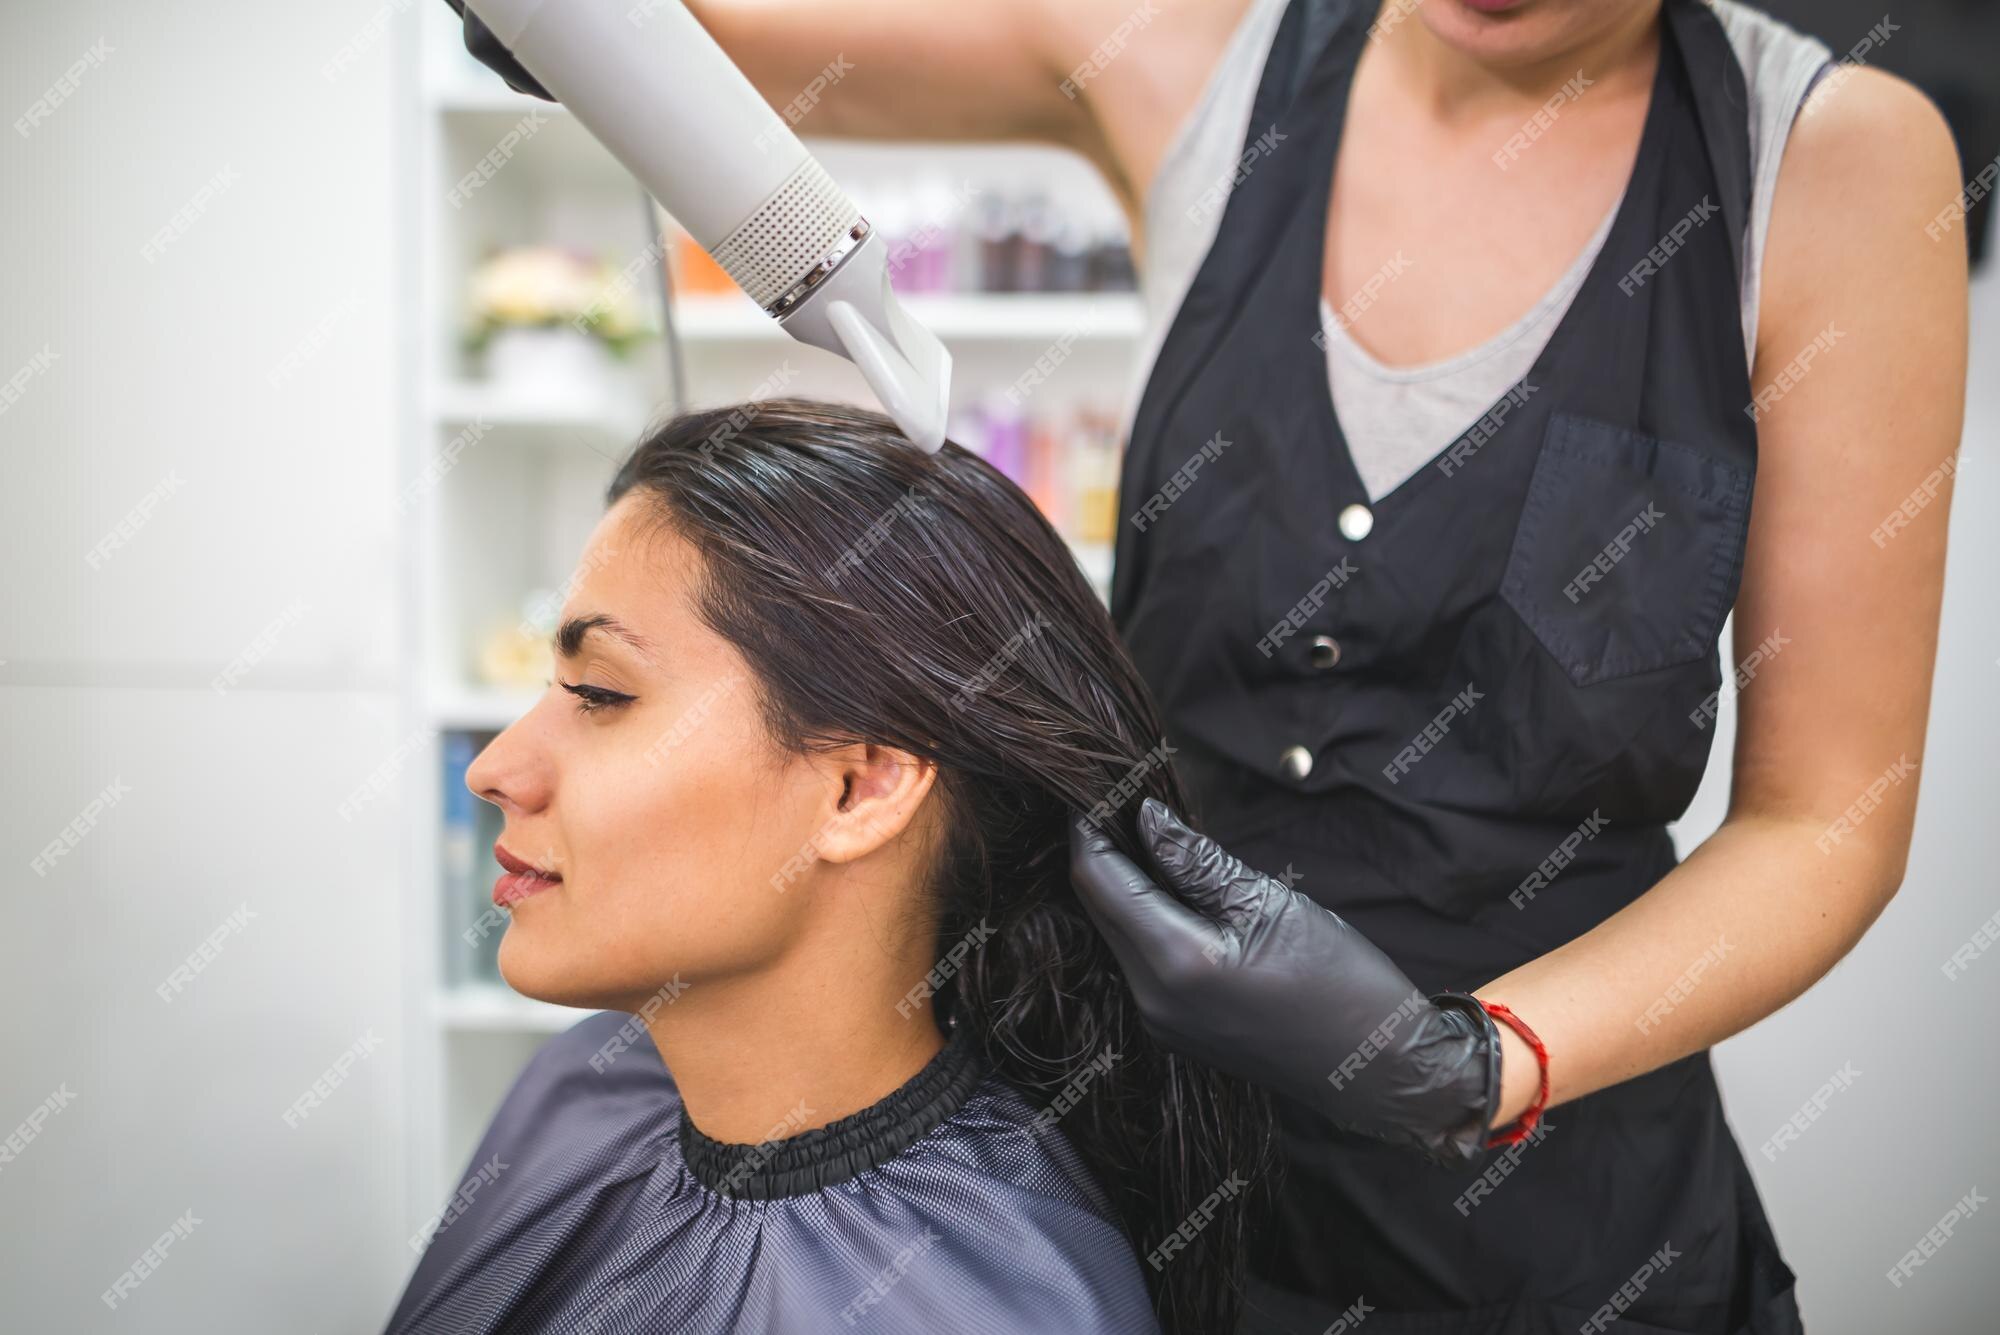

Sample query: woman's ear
[811,744,938,864]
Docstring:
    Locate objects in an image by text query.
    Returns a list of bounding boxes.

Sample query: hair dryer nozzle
[779,233,952,454]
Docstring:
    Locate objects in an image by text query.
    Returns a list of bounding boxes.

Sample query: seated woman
[385,399,1270,1335]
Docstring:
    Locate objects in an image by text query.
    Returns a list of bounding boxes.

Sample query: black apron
[1113,1,1802,1331]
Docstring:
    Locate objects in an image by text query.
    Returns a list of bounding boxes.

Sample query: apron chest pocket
[1499,412,1752,686]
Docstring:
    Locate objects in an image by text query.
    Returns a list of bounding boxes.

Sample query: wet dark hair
[607,397,1271,1333]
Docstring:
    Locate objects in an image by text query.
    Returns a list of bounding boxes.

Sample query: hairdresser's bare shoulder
[1756,65,1963,374]
[689,0,1255,214]
[1729,64,1965,841]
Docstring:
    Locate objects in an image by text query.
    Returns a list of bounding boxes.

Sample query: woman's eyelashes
[558,679,637,714]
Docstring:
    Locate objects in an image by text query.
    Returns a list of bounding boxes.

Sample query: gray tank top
[1126,0,1832,502]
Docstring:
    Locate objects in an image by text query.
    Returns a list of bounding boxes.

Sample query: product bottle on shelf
[1019,413,1051,524]
[1086,218,1137,292]
[981,395,1029,482]
[1070,407,1121,546]
[672,230,739,298]
[441,733,505,985]
[1048,214,1094,293]
[1013,192,1058,293]
[904,177,962,294]
[973,193,1018,293]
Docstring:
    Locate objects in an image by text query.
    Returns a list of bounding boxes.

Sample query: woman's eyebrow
[555,613,657,663]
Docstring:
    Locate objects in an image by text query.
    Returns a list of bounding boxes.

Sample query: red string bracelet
[1478,999,1550,1149]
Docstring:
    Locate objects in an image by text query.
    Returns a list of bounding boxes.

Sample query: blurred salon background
[1,1,1995,1330]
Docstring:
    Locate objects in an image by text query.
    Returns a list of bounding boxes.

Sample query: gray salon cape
[383,1012,1159,1334]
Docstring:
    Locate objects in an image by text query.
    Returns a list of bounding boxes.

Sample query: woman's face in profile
[465,497,846,1010]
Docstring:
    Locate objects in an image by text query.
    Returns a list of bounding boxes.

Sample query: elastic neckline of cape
[677,1024,985,1200]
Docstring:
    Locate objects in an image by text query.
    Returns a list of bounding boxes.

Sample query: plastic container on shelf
[1023,414,1065,529]
[869,186,918,290]
[1012,192,1060,294]
[981,396,1029,482]
[946,397,1124,553]
[880,178,959,295]
[973,192,1021,293]
[672,230,739,297]
[1047,214,1095,294]
[1069,407,1121,546]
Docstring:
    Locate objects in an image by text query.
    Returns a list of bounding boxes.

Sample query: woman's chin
[496,934,594,1009]
[496,932,668,1013]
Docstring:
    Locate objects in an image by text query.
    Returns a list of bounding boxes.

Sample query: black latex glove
[443,0,557,101]
[1070,798,1501,1165]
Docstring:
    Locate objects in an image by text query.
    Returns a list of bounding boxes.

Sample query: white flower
[466,246,653,354]
[468,245,597,325]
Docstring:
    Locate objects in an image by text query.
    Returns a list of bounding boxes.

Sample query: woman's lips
[1457,0,1525,12]
[493,842,562,908]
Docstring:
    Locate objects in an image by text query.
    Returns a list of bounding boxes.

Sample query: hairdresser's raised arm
[691,0,1265,227]
[686,0,1104,146]
[447,0,1249,226]
[446,0,1104,142]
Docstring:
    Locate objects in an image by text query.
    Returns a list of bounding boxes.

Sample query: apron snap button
[1338,503,1373,540]
[1309,634,1341,669]
[1279,745,1314,780]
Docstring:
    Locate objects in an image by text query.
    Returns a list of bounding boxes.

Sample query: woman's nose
[465,709,553,815]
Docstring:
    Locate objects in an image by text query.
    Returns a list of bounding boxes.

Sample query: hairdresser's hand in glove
[443,0,556,101]
[1071,798,1501,1164]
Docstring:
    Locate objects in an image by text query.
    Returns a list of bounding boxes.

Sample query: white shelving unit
[670,291,1145,342]
[404,5,1146,1200]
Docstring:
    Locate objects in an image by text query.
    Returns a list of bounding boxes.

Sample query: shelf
[427,296,1141,444]
[673,292,1144,343]
[437,984,594,1034]
[428,684,538,732]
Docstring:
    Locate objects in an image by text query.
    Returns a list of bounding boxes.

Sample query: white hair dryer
[462,0,951,452]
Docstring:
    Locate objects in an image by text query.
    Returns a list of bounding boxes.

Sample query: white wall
[0,3,1993,1333]
[0,2,417,1331]
[1683,265,2000,1333]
